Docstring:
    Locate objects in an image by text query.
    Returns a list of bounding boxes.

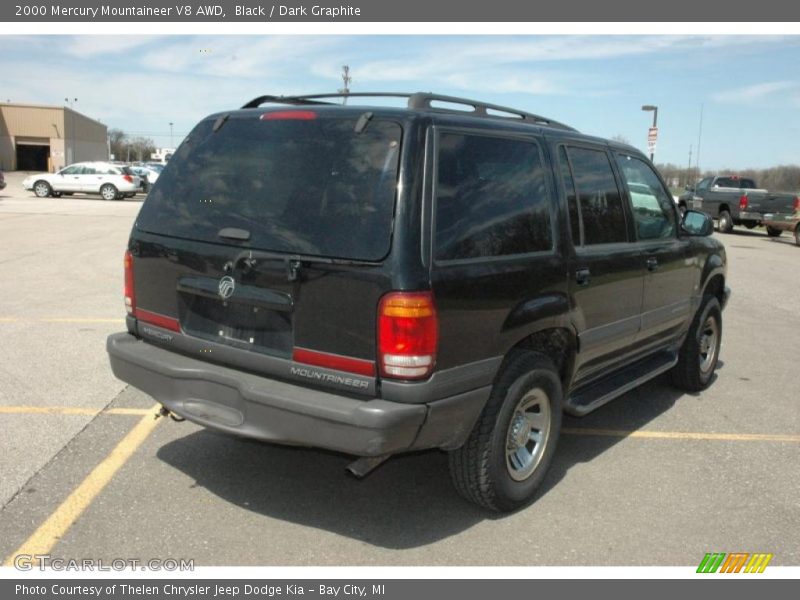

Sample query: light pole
[64,97,77,109]
[641,104,658,162]
[169,122,174,148]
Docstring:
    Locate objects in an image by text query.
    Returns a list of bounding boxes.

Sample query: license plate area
[178,292,292,357]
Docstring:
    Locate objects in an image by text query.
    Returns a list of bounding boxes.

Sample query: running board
[565,351,678,416]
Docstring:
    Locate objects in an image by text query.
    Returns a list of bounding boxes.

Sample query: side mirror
[684,184,694,192]
[682,210,713,237]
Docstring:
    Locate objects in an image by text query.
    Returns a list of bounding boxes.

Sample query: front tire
[100,184,118,201]
[670,296,722,392]
[33,180,52,198]
[448,351,562,512]
[766,226,782,238]
[718,210,734,233]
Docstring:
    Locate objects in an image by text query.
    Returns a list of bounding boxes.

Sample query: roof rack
[241,92,577,132]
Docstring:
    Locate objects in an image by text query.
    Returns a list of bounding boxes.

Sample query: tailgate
[130,233,387,395]
[126,110,405,395]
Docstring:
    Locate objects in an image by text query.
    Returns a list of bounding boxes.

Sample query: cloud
[712,81,799,104]
[62,35,160,57]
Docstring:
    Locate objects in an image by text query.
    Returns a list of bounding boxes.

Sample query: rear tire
[100,184,118,201]
[670,296,722,392]
[766,226,782,238]
[448,350,562,512]
[718,210,734,233]
[33,180,52,198]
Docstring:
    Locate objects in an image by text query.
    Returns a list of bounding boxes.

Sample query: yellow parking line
[3,404,162,566]
[563,427,800,443]
[0,406,152,416]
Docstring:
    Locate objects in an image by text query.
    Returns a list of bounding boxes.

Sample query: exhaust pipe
[156,405,185,422]
[346,454,391,478]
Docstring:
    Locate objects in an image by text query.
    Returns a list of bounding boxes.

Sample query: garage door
[15,136,50,171]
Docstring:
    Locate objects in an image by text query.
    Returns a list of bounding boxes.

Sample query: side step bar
[565,350,678,416]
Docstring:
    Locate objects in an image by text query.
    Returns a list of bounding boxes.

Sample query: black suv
[107,92,729,511]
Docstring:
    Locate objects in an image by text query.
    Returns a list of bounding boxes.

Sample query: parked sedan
[22,162,141,200]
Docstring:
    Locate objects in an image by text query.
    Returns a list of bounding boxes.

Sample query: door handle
[646,257,659,271]
[575,267,591,286]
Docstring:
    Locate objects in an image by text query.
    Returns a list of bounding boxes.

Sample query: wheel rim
[102,186,115,200]
[698,315,719,374]
[505,388,551,482]
[34,183,48,197]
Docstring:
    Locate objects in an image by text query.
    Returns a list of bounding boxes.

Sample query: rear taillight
[122,174,133,183]
[793,196,800,212]
[739,194,748,211]
[378,292,438,380]
[124,250,135,315]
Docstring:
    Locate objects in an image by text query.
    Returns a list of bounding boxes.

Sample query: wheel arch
[500,326,577,396]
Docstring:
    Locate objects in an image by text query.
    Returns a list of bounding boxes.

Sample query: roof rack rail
[241,92,577,132]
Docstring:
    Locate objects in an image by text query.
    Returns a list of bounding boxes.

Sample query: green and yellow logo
[697,552,774,573]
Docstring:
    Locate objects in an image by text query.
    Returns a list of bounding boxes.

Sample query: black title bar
[3,0,800,22]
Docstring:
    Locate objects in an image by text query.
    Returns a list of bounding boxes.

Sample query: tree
[108,128,127,161]
[611,134,631,145]
[128,136,156,162]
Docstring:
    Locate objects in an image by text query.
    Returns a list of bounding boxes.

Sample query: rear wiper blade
[225,249,378,282]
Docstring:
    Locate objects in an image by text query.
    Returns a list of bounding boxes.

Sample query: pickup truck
[678,175,798,234]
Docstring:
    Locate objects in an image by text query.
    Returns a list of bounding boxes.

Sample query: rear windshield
[136,114,402,261]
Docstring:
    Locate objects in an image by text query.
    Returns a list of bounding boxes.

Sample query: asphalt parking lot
[0,170,798,567]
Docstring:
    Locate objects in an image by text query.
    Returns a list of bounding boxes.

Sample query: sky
[2,34,800,170]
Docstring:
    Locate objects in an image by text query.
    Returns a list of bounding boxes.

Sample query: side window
[616,154,676,241]
[566,146,628,245]
[81,166,97,175]
[60,166,79,175]
[696,177,712,192]
[741,179,757,190]
[714,177,736,188]
[435,132,552,260]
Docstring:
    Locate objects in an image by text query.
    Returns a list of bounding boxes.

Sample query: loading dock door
[15,137,50,171]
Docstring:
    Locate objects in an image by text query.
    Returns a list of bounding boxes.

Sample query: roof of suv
[217,91,644,156]
[236,91,577,130]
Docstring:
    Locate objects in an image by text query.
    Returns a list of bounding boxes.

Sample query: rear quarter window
[434,132,553,261]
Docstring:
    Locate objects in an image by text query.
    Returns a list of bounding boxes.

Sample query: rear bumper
[107,333,489,457]
[736,211,763,222]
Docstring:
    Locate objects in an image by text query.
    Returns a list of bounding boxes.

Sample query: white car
[23,162,142,201]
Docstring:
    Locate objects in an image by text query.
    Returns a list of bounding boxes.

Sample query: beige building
[0,103,108,172]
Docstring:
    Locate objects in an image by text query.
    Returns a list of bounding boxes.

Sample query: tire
[795,226,800,247]
[670,296,722,392]
[717,210,734,233]
[33,180,52,198]
[100,184,118,201]
[448,350,562,512]
[766,226,782,238]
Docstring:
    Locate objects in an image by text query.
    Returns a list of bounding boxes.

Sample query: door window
[615,154,676,241]
[560,146,628,245]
